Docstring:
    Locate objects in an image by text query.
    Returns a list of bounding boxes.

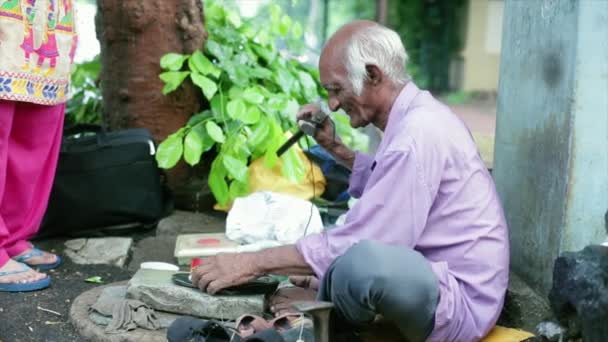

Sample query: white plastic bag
[226,191,324,246]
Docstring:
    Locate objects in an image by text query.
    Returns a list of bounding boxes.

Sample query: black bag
[39,124,171,238]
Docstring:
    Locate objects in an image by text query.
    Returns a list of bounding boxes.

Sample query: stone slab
[156,210,225,236]
[70,281,168,342]
[65,237,133,267]
[126,269,264,320]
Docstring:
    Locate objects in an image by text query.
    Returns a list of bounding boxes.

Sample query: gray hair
[343,24,409,95]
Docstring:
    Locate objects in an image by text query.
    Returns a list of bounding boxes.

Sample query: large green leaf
[187,110,212,126]
[226,98,247,120]
[156,134,183,169]
[210,93,227,118]
[242,87,264,104]
[183,130,203,166]
[297,71,318,102]
[159,71,190,95]
[249,67,273,80]
[241,105,261,125]
[222,155,248,183]
[249,117,271,150]
[209,160,229,206]
[229,180,249,199]
[160,53,188,71]
[191,73,218,100]
[292,22,303,39]
[189,51,221,78]
[192,124,216,153]
[206,39,230,60]
[275,68,293,93]
[225,10,242,28]
[278,15,292,36]
[281,147,305,182]
[206,121,225,143]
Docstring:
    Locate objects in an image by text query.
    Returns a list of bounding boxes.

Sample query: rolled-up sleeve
[297,148,433,277]
[347,152,374,198]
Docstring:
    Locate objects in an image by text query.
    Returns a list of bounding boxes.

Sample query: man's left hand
[191,253,259,295]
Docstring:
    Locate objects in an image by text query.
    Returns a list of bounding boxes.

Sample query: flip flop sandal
[0,262,51,292]
[235,314,272,338]
[13,247,62,271]
[172,272,281,296]
[270,313,307,332]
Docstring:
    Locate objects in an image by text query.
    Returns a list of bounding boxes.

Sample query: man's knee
[332,241,436,290]
[326,240,438,320]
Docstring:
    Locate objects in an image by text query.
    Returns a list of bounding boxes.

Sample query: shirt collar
[383,81,420,140]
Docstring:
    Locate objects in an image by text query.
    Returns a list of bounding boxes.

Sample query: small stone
[126,269,264,320]
[535,321,565,341]
[65,237,133,267]
[65,238,87,251]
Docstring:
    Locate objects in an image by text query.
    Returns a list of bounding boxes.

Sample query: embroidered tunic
[0,0,77,105]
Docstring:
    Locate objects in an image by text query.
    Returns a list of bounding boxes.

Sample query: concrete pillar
[493,0,608,296]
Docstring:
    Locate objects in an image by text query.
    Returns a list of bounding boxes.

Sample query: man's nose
[328,97,340,112]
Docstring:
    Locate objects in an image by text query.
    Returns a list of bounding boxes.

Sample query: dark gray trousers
[318,240,439,342]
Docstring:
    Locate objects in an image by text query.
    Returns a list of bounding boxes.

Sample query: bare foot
[14,247,58,266]
[270,286,318,316]
[288,275,320,290]
[0,259,47,284]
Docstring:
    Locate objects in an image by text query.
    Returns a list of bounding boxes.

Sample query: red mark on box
[196,238,221,246]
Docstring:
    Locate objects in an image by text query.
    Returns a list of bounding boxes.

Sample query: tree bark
[375,0,388,24]
[96,0,207,187]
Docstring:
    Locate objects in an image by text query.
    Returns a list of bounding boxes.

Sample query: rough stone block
[156,210,225,236]
[498,272,552,332]
[549,245,608,341]
[65,237,133,267]
[126,269,264,320]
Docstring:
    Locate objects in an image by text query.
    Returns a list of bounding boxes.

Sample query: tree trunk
[375,0,388,24]
[96,0,207,187]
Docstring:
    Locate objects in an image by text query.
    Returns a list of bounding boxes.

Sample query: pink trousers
[0,100,64,267]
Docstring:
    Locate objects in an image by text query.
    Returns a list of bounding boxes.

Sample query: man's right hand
[296,103,339,150]
[297,103,357,170]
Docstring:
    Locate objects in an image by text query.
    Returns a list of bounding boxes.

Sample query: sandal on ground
[13,247,62,271]
[235,314,273,338]
[0,262,51,292]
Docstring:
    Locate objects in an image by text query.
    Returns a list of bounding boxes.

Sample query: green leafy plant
[65,55,103,125]
[156,0,366,207]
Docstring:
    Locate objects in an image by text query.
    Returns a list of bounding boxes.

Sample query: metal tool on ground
[276,107,329,157]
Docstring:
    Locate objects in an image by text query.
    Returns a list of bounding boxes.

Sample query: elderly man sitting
[192,20,509,342]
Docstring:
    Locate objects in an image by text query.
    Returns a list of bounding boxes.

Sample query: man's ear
[365,64,382,86]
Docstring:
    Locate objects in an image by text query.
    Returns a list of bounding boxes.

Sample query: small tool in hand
[276,104,329,157]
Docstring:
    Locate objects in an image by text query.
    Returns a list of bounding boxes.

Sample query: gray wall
[494,0,608,296]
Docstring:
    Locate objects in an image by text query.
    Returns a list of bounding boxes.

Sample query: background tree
[95,0,208,187]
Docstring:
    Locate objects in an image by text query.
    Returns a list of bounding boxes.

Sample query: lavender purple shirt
[297,82,510,342]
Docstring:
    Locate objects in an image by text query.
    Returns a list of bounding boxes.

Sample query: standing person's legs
[0,100,48,288]
[318,240,439,342]
[1,101,64,265]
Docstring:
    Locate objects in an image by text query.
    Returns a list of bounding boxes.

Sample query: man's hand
[297,103,356,169]
[191,253,260,295]
[296,103,339,150]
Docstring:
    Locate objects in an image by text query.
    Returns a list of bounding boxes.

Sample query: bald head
[320,20,409,96]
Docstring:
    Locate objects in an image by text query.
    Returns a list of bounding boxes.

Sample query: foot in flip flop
[13,246,62,271]
[0,259,50,292]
